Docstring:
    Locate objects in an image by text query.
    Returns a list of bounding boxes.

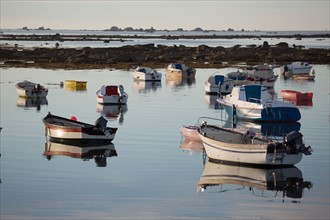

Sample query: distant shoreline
[1,33,329,42]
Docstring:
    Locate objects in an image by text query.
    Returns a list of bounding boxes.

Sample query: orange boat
[281,89,313,102]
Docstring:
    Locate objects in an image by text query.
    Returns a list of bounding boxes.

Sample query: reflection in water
[43,140,117,167]
[166,77,196,87]
[179,138,204,155]
[16,96,48,111]
[96,103,128,123]
[198,160,313,201]
[132,80,161,92]
[204,94,222,110]
[283,98,313,107]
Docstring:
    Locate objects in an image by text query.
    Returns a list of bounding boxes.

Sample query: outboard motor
[285,131,306,153]
[95,116,108,133]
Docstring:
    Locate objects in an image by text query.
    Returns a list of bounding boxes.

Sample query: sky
[1,0,329,31]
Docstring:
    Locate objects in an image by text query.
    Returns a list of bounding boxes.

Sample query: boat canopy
[215,75,224,85]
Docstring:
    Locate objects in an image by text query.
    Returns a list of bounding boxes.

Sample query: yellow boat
[65,80,87,91]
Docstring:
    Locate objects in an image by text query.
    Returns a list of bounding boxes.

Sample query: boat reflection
[204,94,222,110]
[43,140,117,167]
[179,139,204,155]
[198,160,313,200]
[96,103,128,123]
[132,80,161,92]
[166,77,196,87]
[283,98,313,107]
[16,96,48,111]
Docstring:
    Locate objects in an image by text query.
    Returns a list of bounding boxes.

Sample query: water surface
[0,66,329,219]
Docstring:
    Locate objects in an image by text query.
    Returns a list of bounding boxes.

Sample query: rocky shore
[1,40,329,69]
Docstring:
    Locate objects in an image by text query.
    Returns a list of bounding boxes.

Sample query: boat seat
[105,86,119,96]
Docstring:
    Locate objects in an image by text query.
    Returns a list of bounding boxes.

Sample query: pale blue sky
[1,0,329,31]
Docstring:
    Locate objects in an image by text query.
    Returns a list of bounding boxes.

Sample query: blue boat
[217,85,301,122]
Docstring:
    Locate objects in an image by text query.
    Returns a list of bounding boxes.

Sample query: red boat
[281,90,313,105]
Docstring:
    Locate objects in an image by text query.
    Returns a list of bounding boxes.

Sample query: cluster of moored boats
[14,63,197,148]
[180,61,315,167]
[14,61,314,167]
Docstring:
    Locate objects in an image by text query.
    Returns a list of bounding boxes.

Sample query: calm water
[1,29,329,49]
[0,66,329,219]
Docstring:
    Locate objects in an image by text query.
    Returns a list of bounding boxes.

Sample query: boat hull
[180,125,201,141]
[43,114,118,143]
[199,132,303,166]
[16,80,48,98]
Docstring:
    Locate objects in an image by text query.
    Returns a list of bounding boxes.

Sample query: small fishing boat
[281,90,313,102]
[226,70,248,86]
[16,80,48,98]
[217,84,301,122]
[43,140,117,167]
[197,116,312,166]
[132,66,162,81]
[42,112,118,143]
[198,160,313,199]
[246,75,278,88]
[280,62,313,75]
[180,125,201,142]
[166,63,196,79]
[204,73,234,95]
[96,85,128,105]
[242,64,278,88]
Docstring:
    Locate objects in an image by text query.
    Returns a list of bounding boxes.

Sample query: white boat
[42,112,118,143]
[16,80,48,98]
[43,140,117,167]
[280,62,313,75]
[204,73,234,95]
[226,70,248,86]
[217,84,301,122]
[198,160,313,199]
[243,64,278,87]
[96,85,128,105]
[197,116,312,166]
[180,125,201,142]
[132,66,162,81]
[166,63,196,79]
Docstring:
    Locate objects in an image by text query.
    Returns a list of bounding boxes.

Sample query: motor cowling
[285,131,311,154]
[95,116,108,132]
